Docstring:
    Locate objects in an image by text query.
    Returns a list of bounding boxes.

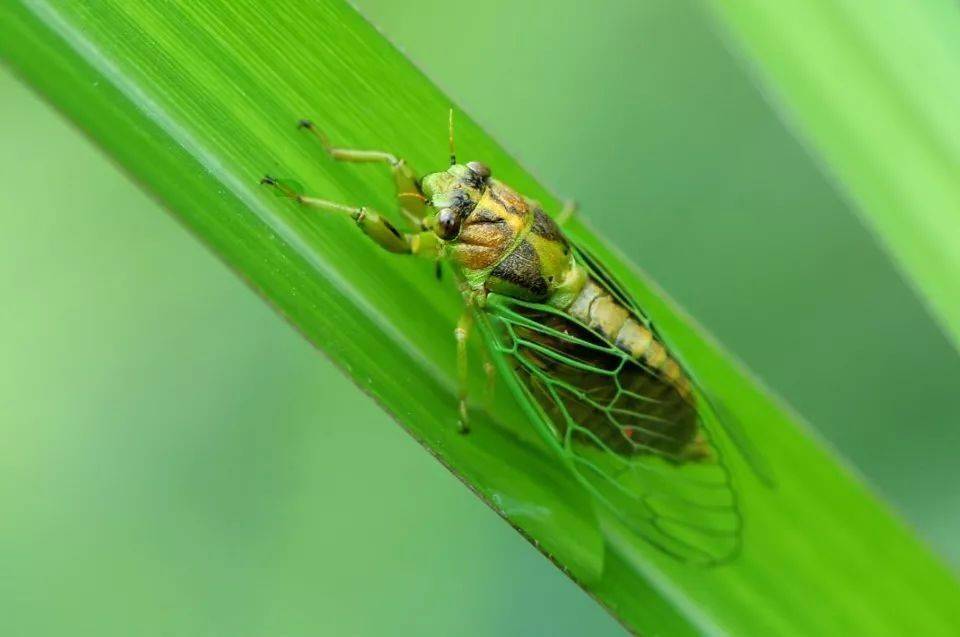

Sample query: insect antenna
[448,108,457,166]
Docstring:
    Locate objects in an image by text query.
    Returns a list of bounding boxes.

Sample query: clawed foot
[260,175,304,201]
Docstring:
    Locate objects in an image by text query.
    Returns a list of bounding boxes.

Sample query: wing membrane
[484,293,742,565]
[573,241,776,487]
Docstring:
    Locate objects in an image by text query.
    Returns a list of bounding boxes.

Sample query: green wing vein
[483,291,744,565]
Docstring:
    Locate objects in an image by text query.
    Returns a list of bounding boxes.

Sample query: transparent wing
[483,293,742,565]
[571,242,775,487]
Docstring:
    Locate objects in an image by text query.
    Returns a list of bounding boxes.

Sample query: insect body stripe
[567,279,603,319]
[589,294,630,337]
[486,187,524,216]
[566,277,692,398]
[645,341,667,368]
[615,320,652,357]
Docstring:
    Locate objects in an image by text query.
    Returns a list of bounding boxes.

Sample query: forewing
[572,241,775,487]
[483,293,742,565]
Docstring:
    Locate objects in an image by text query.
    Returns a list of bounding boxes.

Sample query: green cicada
[262,112,771,566]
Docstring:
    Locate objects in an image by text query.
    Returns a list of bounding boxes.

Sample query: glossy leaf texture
[2,1,958,634]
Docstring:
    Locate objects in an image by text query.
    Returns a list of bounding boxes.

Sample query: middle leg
[453,291,497,435]
[455,307,474,434]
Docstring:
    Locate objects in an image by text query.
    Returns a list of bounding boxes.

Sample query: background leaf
[706,0,960,349]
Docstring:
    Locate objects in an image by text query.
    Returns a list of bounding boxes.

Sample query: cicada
[262,112,771,565]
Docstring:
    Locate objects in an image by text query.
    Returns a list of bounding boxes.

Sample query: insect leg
[483,352,496,402]
[455,308,473,434]
[298,120,426,227]
[556,200,578,226]
[260,176,440,258]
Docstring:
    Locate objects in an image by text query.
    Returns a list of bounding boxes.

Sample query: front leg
[298,120,427,227]
[261,177,440,258]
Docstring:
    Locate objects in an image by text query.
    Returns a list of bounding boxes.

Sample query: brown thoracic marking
[486,185,525,216]
[470,207,507,224]
[567,278,692,399]
[490,240,548,297]
[530,208,566,243]
[454,205,514,270]
[459,210,511,248]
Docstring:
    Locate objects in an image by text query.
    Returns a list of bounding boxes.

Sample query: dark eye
[466,161,491,180]
[436,208,461,240]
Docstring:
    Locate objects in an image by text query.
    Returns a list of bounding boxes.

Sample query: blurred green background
[1,1,957,635]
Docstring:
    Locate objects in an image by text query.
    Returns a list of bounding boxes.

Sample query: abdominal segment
[509,283,701,460]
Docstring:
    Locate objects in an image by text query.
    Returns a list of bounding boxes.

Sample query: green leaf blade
[2,1,958,634]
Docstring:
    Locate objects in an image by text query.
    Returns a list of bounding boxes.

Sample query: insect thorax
[450,183,577,302]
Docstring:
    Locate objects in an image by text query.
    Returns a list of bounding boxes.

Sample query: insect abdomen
[566,278,692,399]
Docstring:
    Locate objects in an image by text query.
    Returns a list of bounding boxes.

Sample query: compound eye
[466,161,491,180]
[436,208,461,240]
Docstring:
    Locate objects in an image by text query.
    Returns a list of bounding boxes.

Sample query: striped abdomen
[565,278,693,400]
